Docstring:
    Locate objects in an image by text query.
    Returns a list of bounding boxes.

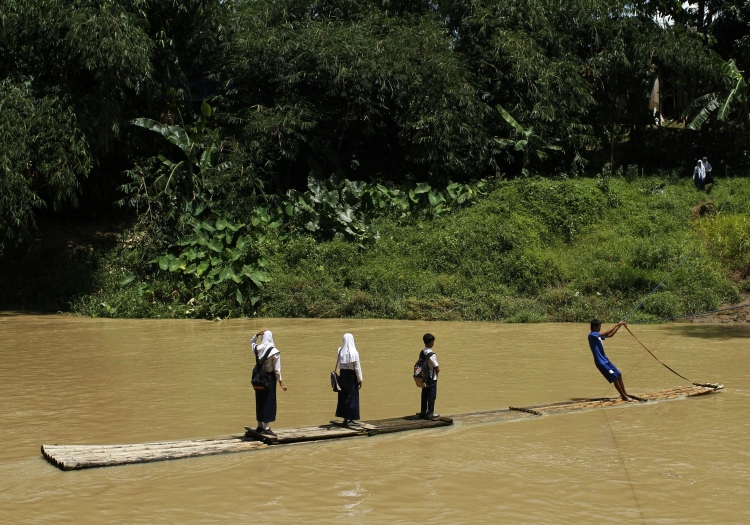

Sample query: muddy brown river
[0,315,748,524]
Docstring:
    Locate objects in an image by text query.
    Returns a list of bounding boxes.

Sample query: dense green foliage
[0,80,90,247]
[2,0,750,320]
[1,1,749,236]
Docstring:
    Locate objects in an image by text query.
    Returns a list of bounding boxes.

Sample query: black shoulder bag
[251,347,275,391]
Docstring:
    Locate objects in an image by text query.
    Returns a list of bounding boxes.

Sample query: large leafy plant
[495,106,562,174]
[684,58,750,147]
[280,176,489,244]
[283,177,379,243]
[125,101,232,213]
[151,214,272,305]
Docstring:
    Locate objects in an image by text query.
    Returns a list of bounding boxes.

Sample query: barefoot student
[334,333,363,426]
[419,333,440,418]
[588,319,633,401]
[250,329,287,436]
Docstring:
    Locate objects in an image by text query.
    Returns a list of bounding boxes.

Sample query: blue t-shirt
[588,331,610,366]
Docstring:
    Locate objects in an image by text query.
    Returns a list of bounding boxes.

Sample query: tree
[213,2,495,189]
[0,80,91,249]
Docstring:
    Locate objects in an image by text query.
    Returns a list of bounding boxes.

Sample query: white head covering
[698,159,705,180]
[254,330,278,359]
[337,333,359,365]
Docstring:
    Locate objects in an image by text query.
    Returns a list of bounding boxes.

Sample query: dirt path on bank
[684,293,750,324]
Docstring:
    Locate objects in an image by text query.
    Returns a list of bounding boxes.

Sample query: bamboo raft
[41,383,721,471]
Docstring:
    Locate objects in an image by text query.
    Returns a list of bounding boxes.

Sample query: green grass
[20,174,750,322]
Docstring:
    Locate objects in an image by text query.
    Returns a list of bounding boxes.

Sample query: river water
[0,315,748,524]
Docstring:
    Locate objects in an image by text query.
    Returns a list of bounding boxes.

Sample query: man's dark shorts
[596,361,622,383]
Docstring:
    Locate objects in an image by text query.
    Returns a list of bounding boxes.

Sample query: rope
[623,325,719,388]
[622,250,695,322]
[633,302,750,323]
[599,400,646,524]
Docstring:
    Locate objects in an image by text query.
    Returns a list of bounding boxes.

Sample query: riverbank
[1,175,749,322]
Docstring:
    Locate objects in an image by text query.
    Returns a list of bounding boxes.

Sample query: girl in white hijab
[693,160,705,190]
[334,333,363,426]
[250,329,287,437]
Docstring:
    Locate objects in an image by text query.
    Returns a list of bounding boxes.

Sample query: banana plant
[684,58,749,147]
[495,105,562,174]
[131,102,232,209]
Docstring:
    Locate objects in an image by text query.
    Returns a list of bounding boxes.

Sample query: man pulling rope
[587,319,636,402]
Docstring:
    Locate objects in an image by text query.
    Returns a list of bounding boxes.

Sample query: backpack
[413,350,435,388]
[251,347,275,391]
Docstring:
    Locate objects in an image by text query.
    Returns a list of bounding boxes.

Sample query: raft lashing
[42,383,722,471]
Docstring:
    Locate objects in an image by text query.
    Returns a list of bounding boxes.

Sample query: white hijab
[698,160,705,180]
[337,333,359,365]
[254,330,278,359]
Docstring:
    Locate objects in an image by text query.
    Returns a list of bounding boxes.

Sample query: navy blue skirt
[255,379,277,423]
[335,369,360,420]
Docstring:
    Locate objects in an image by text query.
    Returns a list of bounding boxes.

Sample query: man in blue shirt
[588,319,634,401]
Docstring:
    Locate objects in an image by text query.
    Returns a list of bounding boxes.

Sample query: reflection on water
[0,315,748,524]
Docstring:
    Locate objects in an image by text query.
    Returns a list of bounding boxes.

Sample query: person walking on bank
[334,333,363,426]
[587,320,633,402]
[419,333,440,419]
[251,329,287,437]
[693,159,705,190]
[703,157,713,186]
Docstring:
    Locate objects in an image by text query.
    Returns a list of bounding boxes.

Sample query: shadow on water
[666,323,750,340]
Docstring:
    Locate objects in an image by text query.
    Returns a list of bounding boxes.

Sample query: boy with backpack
[417,333,440,419]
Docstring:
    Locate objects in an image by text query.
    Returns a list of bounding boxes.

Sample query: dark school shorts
[596,362,622,383]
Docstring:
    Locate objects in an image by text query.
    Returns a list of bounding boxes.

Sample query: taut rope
[623,325,719,389]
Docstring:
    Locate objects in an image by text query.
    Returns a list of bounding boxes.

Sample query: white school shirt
[422,348,439,380]
[336,348,363,382]
[251,335,282,381]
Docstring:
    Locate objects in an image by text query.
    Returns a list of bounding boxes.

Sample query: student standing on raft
[419,333,440,419]
[588,320,633,402]
[334,333,363,426]
[251,329,287,436]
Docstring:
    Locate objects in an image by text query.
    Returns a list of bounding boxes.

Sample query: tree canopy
[0,0,748,246]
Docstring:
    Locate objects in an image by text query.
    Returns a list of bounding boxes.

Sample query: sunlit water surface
[0,315,748,524]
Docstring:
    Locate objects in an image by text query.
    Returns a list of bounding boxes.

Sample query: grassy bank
[254,176,749,322]
[3,175,749,322]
